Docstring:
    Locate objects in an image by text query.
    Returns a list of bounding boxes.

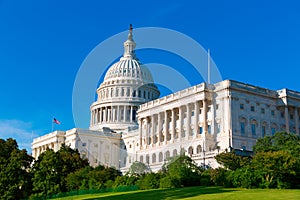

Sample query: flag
[53,118,61,124]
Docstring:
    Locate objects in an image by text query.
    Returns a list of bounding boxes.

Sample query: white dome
[90,25,160,131]
[103,58,154,84]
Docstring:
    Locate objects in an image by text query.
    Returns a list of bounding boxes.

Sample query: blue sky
[0,0,300,152]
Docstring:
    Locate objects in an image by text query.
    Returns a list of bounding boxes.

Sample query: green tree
[128,161,150,176]
[0,138,33,200]
[252,132,300,188]
[254,132,300,154]
[163,155,202,187]
[215,150,250,170]
[252,150,299,188]
[31,145,89,198]
[137,173,161,189]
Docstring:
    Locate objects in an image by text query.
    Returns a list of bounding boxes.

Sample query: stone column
[151,115,155,145]
[124,105,127,122]
[130,106,133,123]
[203,99,208,134]
[194,101,199,138]
[90,110,93,126]
[179,106,182,140]
[117,106,120,121]
[94,109,97,124]
[104,107,107,122]
[139,118,143,149]
[295,108,299,135]
[146,117,150,146]
[164,110,168,144]
[112,106,115,122]
[285,106,289,132]
[158,112,162,144]
[186,104,191,138]
[99,108,102,123]
[171,108,175,142]
[107,107,111,122]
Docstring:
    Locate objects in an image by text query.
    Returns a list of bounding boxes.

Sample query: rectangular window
[240,104,244,109]
[251,106,255,112]
[271,127,276,135]
[290,114,294,120]
[271,110,275,116]
[241,122,245,135]
[191,111,195,116]
[281,112,284,118]
[199,126,203,134]
[261,108,265,114]
[216,104,219,110]
[251,124,256,135]
[208,125,211,134]
[262,126,266,137]
[217,123,220,134]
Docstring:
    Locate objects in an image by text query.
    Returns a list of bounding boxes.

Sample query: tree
[0,138,33,200]
[128,161,150,176]
[252,132,300,188]
[31,145,89,198]
[163,155,202,187]
[252,150,299,188]
[215,150,250,170]
[254,132,300,154]
[137,173,161,189]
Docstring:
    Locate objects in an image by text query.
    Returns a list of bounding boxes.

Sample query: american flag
[53,118,61,124]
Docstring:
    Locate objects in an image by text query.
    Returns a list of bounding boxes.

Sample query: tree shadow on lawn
[85,186,237,200]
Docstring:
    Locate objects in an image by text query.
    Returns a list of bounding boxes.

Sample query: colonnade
[138,99,210,149]
[91,105,137,125]
[32,142,58,160]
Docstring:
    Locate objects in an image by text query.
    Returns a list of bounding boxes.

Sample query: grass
[53,186,300,200]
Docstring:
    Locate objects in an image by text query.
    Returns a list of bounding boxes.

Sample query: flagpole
[208,48,211,84]
[51,116,54,132]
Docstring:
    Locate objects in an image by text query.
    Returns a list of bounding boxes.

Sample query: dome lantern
[123,24,136,59]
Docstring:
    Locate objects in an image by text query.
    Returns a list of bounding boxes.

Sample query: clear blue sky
[0,0,300,152]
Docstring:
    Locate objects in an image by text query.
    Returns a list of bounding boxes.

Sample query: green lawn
[53,186,300,200]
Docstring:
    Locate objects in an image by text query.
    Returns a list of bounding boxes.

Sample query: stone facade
[31,26,300,172]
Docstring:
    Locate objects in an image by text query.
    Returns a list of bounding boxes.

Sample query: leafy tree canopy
[128,161,151,176]
[253,132,300,154]
[0,138,33,200]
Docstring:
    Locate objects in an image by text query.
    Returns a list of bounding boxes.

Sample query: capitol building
[32,26,300,172]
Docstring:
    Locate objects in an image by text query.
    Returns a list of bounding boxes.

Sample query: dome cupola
[90,25,160,131]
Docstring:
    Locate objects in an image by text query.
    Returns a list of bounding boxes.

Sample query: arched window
[251,119,257,136]
[188,146,193,155]
[146,154,150,164]
[165,151,170,160]
[152,153,156,163]
[261,121,268,138]
[159,152,163,162]
[271,123,278,135]
[197,145,202,154]
[239,117,247,135]
[173,149,177,157]
[140,155,143,163]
